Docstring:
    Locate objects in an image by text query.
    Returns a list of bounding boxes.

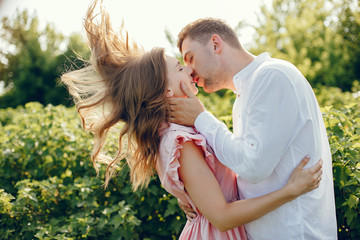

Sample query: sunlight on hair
[61,0,168,190]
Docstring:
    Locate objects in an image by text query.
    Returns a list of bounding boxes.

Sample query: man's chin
[199,82,217,93]
[202,86,217,93]
[197,84,211,93]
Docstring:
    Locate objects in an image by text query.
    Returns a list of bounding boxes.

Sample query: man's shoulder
[257,58,297,75]
[253,58,304,86]
[244,59,306,96]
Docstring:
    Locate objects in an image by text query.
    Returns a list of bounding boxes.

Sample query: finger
[178,199,192,209]
[180,81,196,98]
[178,199,186,208]
[169,115,181,124]
[297,155,310,169]
[310,171,322,188]
[169,103,180,112]
[313,168,323,179]
[316,169,323,179]
[315,177,321,188]
[188,212,197,219]
[182,205,195,213]
[318,158,323,166]
[186,214,194,222]
[167,98,178,105]
[309,159,323,174]
[167,97,185,105]
[169,104,176,111]
[309,177,321,190]
[318,176,322,185]
[169,117,177,124]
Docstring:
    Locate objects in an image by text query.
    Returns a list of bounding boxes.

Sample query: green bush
[0,103,184,239]
[322,104,360,239]
[316,87,360,239]
[0,86,359,239]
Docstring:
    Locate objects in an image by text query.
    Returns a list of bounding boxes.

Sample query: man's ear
[166,89,174,97]
[211,34,222,54]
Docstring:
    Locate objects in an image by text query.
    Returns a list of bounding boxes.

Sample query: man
[168,18,337,240]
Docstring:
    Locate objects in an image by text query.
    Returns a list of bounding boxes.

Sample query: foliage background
[0,0,359,239]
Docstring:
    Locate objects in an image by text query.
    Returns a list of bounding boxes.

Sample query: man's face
[181,37,222,93]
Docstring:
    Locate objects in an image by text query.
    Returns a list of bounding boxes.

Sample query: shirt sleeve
[194,69,300,183]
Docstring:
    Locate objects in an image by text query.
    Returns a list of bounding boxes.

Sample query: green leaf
[109,215,124,229]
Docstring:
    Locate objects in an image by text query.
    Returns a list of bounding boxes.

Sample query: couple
[61,1,337,239]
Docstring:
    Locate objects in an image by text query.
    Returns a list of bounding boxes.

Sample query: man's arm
[199,70,300,182]
[170,70,300,183]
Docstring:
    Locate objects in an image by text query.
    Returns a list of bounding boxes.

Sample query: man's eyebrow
[176,61,180,68]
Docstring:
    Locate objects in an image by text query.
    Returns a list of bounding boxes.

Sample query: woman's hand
[284,156,323,199]
[178,199,197,222]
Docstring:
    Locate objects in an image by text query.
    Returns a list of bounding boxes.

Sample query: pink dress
[156,123,247,240]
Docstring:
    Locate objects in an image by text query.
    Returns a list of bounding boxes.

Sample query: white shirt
[194,53,337,240]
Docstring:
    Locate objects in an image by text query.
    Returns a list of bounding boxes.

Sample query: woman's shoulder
[158,123,200,152]
[158,123,211,164]
[166,123,196,134]
[156,122,216,195]
[156,123,202,204]
[159,123,194,139]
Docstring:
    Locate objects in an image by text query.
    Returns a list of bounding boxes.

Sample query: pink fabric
[156,123,247,240]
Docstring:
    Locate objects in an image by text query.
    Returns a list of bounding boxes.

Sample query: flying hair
[61,0,169,190]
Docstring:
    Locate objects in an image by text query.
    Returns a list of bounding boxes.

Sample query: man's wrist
[194,111,211,131]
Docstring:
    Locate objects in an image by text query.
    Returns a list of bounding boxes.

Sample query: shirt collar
[233,52,270,95]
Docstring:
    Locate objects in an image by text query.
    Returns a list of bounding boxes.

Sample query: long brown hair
[61,0,168,190]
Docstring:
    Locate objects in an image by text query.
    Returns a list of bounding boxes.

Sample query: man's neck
[231,49,255,75]
[223,49,255,90]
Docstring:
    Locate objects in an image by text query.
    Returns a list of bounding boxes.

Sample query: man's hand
[168,82,205,126]
[178,199,197,222]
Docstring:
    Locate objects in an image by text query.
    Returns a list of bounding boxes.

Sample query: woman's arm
[178,141,322,232]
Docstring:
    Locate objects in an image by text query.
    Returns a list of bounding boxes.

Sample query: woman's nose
[185,66,193,75]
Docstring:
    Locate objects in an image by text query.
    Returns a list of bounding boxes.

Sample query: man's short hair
[177,18,241,53]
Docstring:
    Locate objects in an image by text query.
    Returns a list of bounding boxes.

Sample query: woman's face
[165,55,198,98]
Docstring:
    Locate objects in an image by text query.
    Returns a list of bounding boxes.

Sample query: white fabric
[194,53,337,240]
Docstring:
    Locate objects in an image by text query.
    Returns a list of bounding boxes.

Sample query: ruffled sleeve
[156,124,216,205]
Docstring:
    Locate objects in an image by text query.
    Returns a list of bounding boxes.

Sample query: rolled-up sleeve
[194,69,300,183]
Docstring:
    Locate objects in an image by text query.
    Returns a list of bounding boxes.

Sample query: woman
[61,1,322,239]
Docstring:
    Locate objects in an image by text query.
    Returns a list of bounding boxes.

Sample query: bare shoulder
[179,141,203,158]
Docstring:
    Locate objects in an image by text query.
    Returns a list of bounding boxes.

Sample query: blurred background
[0,0,264,104]
[0,0,359,239]
[0,0,359,108]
